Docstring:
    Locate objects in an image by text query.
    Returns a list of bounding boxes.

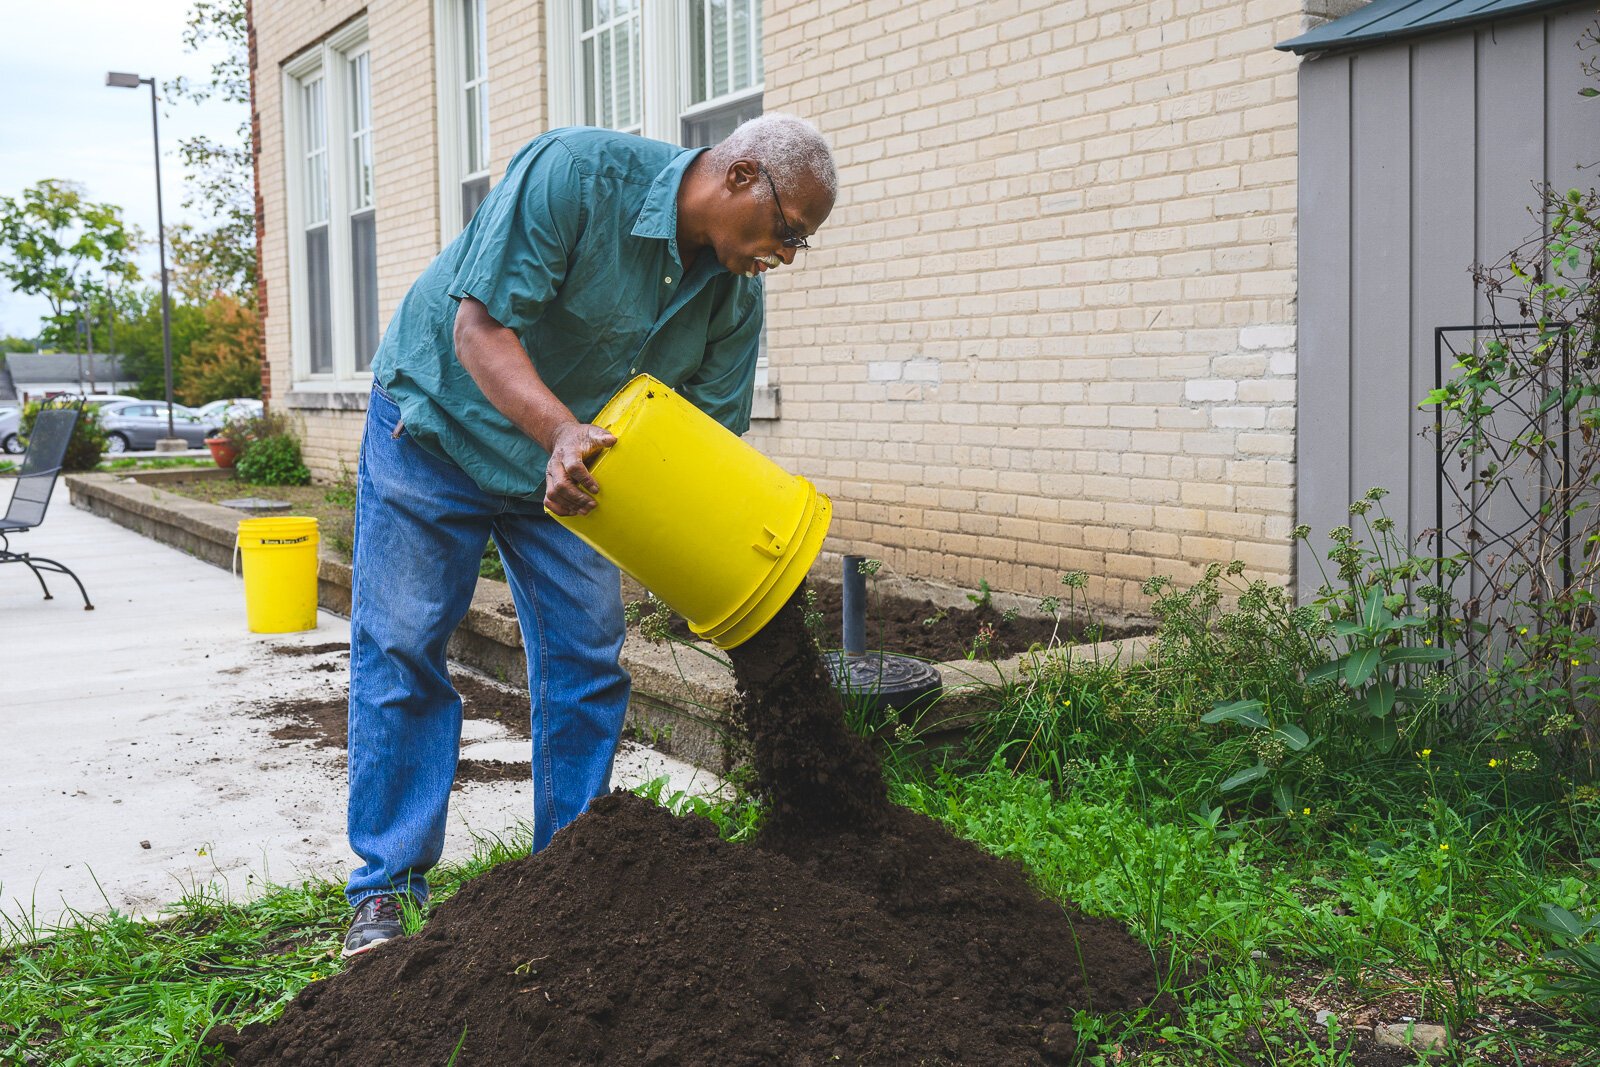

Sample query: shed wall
[1295,6,1600,595]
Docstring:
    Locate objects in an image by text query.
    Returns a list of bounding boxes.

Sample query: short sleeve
[680,279,763,435]
[446,138,586,334]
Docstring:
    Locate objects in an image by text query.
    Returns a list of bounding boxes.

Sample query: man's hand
[543,422,617,516]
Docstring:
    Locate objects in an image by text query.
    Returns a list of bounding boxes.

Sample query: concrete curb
[66,471,1152,772]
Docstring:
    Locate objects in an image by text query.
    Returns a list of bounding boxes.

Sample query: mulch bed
[213,590,1163,1064]
[649,578,1133,663]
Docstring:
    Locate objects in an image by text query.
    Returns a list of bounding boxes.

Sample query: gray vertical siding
[1295,6,1600,598]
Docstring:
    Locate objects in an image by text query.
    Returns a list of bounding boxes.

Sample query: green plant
[967,577,993,609]
[235,433,309,486]
[21,400,107,470]
[478,542,505,581]
[1526,900,1600,1025]
[323,462,357,509]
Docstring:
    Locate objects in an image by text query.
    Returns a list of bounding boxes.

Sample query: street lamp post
[106,71,181,450]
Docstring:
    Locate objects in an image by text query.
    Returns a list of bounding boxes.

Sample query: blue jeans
[345,384,630,907]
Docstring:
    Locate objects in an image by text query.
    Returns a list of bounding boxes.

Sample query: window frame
[434,0,492,241]
[283,18,375,388]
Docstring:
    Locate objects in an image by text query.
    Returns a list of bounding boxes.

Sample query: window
[300,72,333,374]
[348,47,378,370]
[682,0,763,145]
[436,0,492,239]
[284,19,376,384]
[578,0,642,133]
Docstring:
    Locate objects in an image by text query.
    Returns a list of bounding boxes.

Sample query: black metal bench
[1,407,93,610]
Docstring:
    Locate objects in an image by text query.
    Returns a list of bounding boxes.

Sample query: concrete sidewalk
[0,481,719,931]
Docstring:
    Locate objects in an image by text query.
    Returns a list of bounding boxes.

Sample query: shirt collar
[632,146,708,268]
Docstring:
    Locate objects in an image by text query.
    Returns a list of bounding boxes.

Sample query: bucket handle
[232,533,240,578]
[753,525,787,560]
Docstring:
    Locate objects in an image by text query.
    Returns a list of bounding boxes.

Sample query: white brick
[1185,379,1238,402]
[1239,324,1297,350]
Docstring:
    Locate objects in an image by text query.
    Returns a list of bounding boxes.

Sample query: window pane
[614,16,632,129]
[689,0,762,105]
[583,36,596,126]
[463,0,481,81]
[732,0,751,91]
[465,84,481,173]
[305,224,333,374]
[711,0,729,98]
[599,22,613,128]
[349,53,373,209]
[350,209,378,372]
[682,93,762,148]
[751,0,764,84]
[689,0,706,104]
[461,175,490,227]
[302,77,328,225]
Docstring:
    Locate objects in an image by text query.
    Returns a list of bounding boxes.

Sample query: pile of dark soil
[217,591,1160,1064]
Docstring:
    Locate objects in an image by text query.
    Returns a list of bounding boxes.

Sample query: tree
[164,0,255,303]
[178,294,261,404]
[0,180,143,348]
[116,293,208,398]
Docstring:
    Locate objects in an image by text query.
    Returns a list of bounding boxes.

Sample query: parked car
[51,393,144,409]
[0,406,21,454]
[193,397,264,427]
[98,401,216,452]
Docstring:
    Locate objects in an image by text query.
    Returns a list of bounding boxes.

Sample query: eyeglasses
[759,165,810,250]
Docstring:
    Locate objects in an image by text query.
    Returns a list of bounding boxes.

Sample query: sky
[0,0,245,339]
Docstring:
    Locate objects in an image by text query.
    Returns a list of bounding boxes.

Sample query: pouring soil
[214,588,1160,1064]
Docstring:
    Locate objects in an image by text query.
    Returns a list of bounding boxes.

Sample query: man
[341,114,838,956]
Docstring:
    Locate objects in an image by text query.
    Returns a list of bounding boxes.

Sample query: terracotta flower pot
[206,436,239,469]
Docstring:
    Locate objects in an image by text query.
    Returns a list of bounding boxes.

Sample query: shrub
[236,433,310,486]
[21,400,107,471]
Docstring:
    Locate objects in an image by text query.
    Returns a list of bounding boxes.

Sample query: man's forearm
[453,296,575,452]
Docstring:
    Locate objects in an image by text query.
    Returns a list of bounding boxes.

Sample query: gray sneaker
[341,894,413,958]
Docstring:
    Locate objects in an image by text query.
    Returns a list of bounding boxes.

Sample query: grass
[100,456,216,472]
[891,753,1598,1063]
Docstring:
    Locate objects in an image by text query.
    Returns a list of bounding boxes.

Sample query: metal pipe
[842,554,866,657]
[146,76,175,440]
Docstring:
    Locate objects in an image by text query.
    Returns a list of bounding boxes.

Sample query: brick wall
[751,0,1304,617]
[254,0,1306,620]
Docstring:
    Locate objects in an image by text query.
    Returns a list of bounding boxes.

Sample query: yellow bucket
[234,516,320,633]
[550,374,831,650]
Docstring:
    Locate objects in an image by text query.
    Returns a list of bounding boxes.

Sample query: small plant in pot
[204,433,239,468]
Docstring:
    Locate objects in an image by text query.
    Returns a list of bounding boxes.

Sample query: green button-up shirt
[371,127,764,504]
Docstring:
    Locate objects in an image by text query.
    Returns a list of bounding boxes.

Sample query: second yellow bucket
[235,516,320,633]
[550,374,831,650]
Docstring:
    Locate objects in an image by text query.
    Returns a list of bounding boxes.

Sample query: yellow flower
[1424,638,1433,646]
[1438,843,1450,851]
[1519,627,1529,635]
[1488,758,1499,768]
[1418,748,1433,759]
[1572,659,1581,667]
[1062,699,1071,707]
[1302,807,1311,815]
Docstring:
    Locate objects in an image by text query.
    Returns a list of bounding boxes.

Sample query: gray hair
[705,112,837,202]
